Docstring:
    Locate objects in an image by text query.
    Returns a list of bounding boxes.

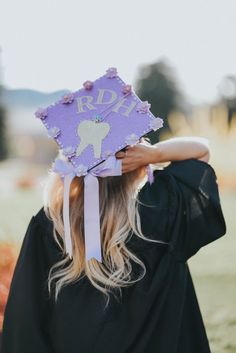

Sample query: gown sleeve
[163,158,227,261]
[1,215,57,353]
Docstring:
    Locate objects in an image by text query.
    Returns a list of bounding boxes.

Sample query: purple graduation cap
[35,67,164,263]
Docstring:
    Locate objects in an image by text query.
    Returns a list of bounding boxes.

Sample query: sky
[0,0,235,105]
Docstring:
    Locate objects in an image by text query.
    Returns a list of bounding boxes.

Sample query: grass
[188,191,236,353]
[193,275,236,353]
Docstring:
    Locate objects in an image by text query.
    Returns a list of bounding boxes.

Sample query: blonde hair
[43,159,164,308]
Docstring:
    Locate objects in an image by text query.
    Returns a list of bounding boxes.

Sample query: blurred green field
[189,191,236,353]
[0,185,235,353]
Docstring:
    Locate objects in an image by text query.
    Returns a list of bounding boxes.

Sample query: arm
[151,136,210,164]
[116,136,210,173]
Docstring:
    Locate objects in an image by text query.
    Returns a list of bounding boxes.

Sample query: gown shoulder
[138,158,227,261]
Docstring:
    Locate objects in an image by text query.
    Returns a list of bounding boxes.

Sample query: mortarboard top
[35,67,163,172]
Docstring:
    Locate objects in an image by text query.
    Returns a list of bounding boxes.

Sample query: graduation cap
[35,67,164,262]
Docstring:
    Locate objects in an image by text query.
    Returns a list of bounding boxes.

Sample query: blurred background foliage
[136,59,189,143]
[0,56,235,353]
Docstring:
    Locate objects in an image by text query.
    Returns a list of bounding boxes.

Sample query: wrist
[147,145,162,164]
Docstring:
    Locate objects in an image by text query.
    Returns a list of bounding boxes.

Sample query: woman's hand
[115,141,160,173]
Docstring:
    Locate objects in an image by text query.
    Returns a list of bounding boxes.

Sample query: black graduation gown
[1,158,227,353]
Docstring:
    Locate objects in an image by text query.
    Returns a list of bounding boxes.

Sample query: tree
[135,58,187,143]
[218,75,236,128]
[0,49,8,161]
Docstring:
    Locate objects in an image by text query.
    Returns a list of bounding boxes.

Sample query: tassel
[146,164,154,185]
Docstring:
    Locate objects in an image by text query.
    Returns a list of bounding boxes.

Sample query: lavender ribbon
[52,156,122,262]
[83,157,123,261]
[52,156,154,262]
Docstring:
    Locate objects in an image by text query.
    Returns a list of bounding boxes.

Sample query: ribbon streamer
[63,173,75,258]
[84,174,102,261]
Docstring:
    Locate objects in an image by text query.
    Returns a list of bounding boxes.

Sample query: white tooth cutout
[76,120,110,158]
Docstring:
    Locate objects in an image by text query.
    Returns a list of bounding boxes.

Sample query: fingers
[115,151,126,159]
[115,145,137,158]
[115,143,150,173]
[115,150,131,173]
[116,146,140,173]
[120,156,139,173]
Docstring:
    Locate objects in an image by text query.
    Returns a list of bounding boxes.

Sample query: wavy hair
[43,155,165,308]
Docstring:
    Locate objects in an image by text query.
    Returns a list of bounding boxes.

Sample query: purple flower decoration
[122,84,132,95]
[92,114,104,123]
[61,92,75,104]
[52,158,74,178]
[136,101,151,114]
[35,107,48,120]
[106,67,118,78]
[103,149,113,158]
[63,146,76,158]
[125,133,139,146]
[48,126,61,139]
[75,164,88,177]
[149,117,164,131]
[83,80,93,90]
